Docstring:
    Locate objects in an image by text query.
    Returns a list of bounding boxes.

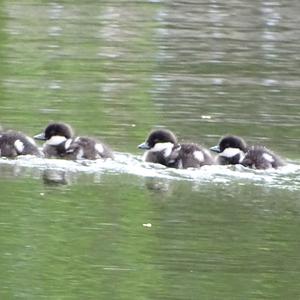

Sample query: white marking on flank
[64,139,72,150]
[26,136,36,146]
[193,151,204,162]
[177,159,183,169]
[76,148,84,160]
[203,149,211,157]
[238,152,245,163]
[46,135,67,146]
[95,143,104,154]
[262,153,275,163]
[14,140,24,153]
[151,142,174,158]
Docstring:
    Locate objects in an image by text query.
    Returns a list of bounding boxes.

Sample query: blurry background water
[0,0,300,299]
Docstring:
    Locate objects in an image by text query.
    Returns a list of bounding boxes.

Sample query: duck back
[241,146,285,169]
[0,132,40,157]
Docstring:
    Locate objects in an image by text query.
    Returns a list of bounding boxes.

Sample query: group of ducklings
[138,129,285,169]
[0,122,285,170]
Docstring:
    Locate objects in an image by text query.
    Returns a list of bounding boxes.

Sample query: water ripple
[0,154,299,191]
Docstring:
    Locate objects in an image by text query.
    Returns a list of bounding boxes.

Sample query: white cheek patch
[95,143,104,154]
[46,135,67,146]
[193,151,204,162]
[151,142,174,158]
[64,139,73,150]
[14,139,24,153]
[262,153,275,163]
[220,147,242,158]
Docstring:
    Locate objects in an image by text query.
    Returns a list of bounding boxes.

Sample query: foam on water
[0,153,299,190]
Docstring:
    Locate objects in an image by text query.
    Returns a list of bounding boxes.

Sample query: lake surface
[0,0,300,299]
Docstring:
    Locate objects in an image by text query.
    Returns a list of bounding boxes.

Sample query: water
[0,0,300,299]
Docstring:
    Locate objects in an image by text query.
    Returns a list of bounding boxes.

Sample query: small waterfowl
[34,122,114,160]
[0,130,41,158]
[210,135,285,169]
[138,129,214,168]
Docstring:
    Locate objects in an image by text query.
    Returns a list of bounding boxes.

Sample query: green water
[1,175,300,299]
[0,0,300,299]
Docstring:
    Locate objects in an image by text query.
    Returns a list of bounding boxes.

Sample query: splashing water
[0,153,299,190]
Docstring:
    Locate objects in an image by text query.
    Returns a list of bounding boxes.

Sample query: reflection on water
[0,159,300,300]
[1,0,300,299]
[42,169,70,185]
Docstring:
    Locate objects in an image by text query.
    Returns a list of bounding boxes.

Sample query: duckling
[138,129,214,168]
[210,135,285,169]
[34,122,113,160]
[0,130,41,158]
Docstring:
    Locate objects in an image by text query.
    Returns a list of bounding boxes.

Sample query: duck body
[0,130,41,157]
[34,123,113,160]
[210,135,285,169]
[242,146,285,169]
[138,129,214,169]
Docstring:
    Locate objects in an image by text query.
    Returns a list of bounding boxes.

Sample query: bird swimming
[210,135,285,169]
[34,122,114,160]
[138,129,214,168]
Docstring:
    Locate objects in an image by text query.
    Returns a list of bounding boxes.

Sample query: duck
[0,129,41,158]
[34,122,114,160]
[138,129,214,168]
[210,135,285,169]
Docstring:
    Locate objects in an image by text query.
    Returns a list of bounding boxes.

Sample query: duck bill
[138,142,150,150]
[210,145,221,153]
[34,132,46,141]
